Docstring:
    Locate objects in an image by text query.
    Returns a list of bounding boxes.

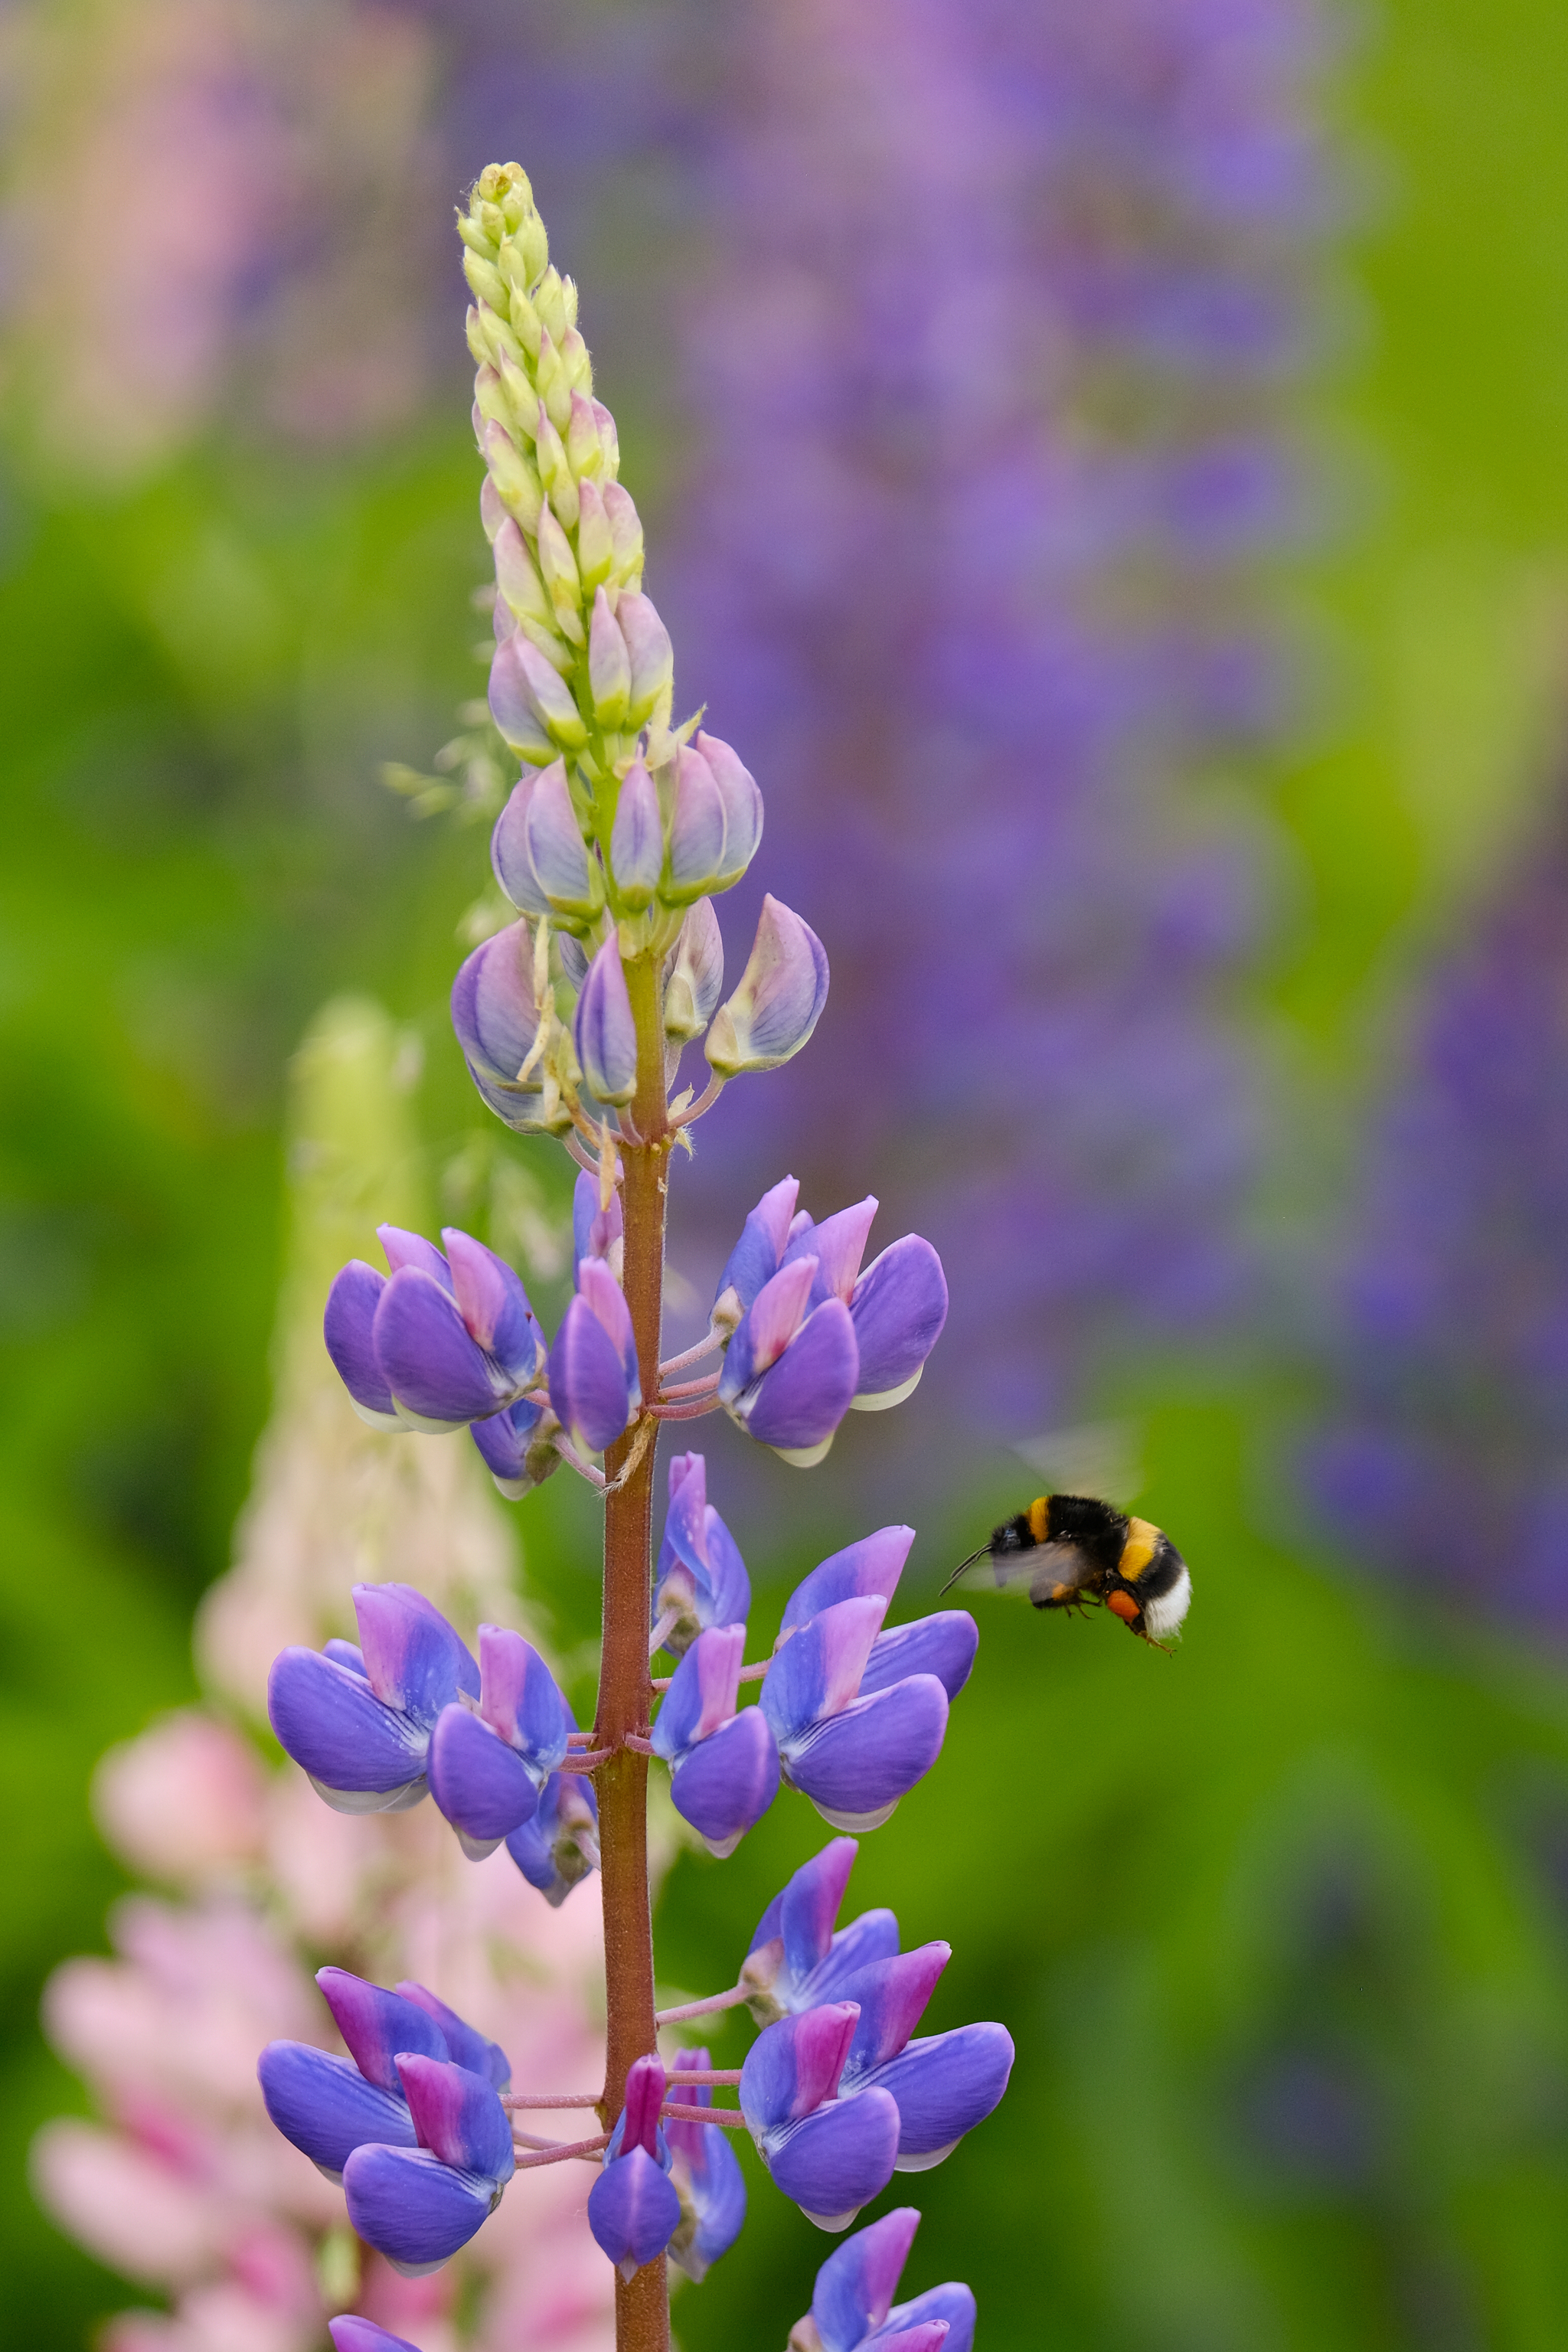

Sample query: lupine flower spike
[253,160,1002,2339]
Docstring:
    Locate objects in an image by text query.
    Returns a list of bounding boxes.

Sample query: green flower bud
[457,214,497,261]
[482,421,544,534]
[537,505,585,642]
[560,325,593,398]
[462,246,511,318]
[576,481,613,591]
[535,410,580,530]
[567,392,603,481]
[534,268,569,346]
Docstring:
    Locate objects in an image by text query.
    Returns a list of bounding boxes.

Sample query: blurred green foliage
[6,1,1568,2347]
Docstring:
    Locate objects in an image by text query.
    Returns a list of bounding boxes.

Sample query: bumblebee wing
[947,1540,1104,1609]
[1013,1418,1145,1511]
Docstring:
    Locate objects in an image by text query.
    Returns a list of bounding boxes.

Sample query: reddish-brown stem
[595,949,671,2352]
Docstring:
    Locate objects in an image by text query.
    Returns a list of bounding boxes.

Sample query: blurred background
[5,0,1568,2346]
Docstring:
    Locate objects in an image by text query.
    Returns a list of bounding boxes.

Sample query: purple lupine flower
[665,2043,747,2281]
[664,0,1325,1459]
[505,1766,599,1905]
[548,1257,640,1455]
[710,1180,949,1463]
[665,897,727,1045]
[259,1968,508,2188]
[761,1596,949,1832]
[267,1584,479,1816]
[831,1946,1014,2171]
[652,1450,751,1655]
[344,2047,515,2275]
[741,1838,901,2024]
[324,1224,546,1435]
[651,1623,779,1857]
[450,920,563,1137]
[739,2004,900,2230]
[587,2055,683,2280]
[798,2207,977,2352]
[470,1393,562,1501]
[1303,800,1568,1630]
[776,1527,978,1704]
[426,1625,573,1857]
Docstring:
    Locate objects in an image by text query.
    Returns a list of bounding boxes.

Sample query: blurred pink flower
[93,1712,269,1883]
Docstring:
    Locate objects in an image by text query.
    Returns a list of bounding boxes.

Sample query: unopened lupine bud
[536,504,584,641]
[512,635,590,750]
[534,266,569,346]
[697,730,765,885]
[537,332,573,434]
[534,406,580,528]
[560,324,593,397]
[665,898,725,1044]
[493,516,554,632]
[489,638,560,765]
[610,760,663,909]
[575,937,639,1106]
[588,2056,682,2280]
[792,2209,978,2352]
[490,778,550,916]
[479,474,506,543]
[567,390,603,479]
[462,244,511,317]
[495,342,538,433]
[526,761,602,920]
[617,590,673,726]
[707,895,829,1075]
[576,479,614,590]
[549,1261,640,1455]
[604,481,643,584]
[593,399,621,480]
[589,585,632,727]
[665,745,728,905]
[652,1449,751,1652]
[573,1163,624,1273]
[451,919,545,1100]
[482,420,545,536]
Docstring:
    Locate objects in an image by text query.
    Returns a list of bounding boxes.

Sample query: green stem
[594,947,671,2352]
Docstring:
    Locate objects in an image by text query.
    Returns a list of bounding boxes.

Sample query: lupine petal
[511,635,589,749]
[343,2141,499,2273]
[609,759,663,909]
[706,894,830,1076]
[740,1302,860,1459]
[808,1910,903,2004]
[443,1230,542,1379]
[329,2320,423,2352]
[488,636,557,765]
[669,2116,747,2281]
[266,1648,426,1802]
[783,1197,877,1305]
[781,1675,950,1833]
[836,1947,951,2077]
[575,937,639,1106]
[721,1259,818,1403]
[257,2043,416,2181]
[873,2285,976,2352]
[740,2005,859,2132]
[377,1227,453,1288]
[549,1293,635,1454]
[428,1704,539,1849]
[324,1638,366,1674]
[353,1585,479,1718]
[773,1838,859,1985]
[696,730,763,885]
[653,1623,745,1759]
[704,1507,751,1625]
[848,1238,949,1408]
[860,1613,978,1704]
[478,1625,571,1774]
[811,2206,921,2350]
[396,2053,515,2181]
[573,1166,623,1269]
[451,923,541,1083]
[666,744,728,902]
[579,1257,641,1400]
[665,898,725,1044]
[866,2023,1015,2165]
[324,1263,398,1423]
[316,1968,446,2092]
[864,2325,951,2352]
[491,776,552,917]
[779,1528,916,1635]
[372,1269,503,1429]
[669,1709,780,1857]
[588,585,632,727]
[395,1983,511,2091]
[587,2146,682,2280]
[761,1596,888,1748]
[713,1175,799,1319]
[526,762,597,915]
[763,2088,901,2231]
[616,591,675,727]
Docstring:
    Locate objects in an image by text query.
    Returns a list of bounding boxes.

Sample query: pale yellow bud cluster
[459,164,645,693]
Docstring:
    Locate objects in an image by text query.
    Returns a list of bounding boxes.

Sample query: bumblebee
[941,1493,1191,1646]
